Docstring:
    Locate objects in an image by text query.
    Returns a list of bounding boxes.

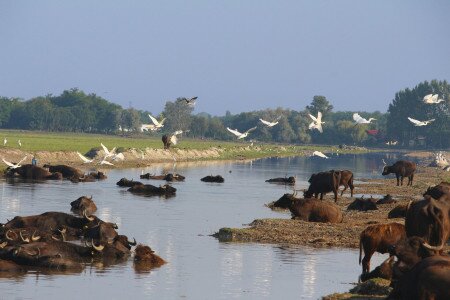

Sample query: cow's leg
[409,174,414,186]
[362,251,374,274]
[400,176,404,186]
[320,193,324,200]
[340,184,348,196]
[349,182,354,197]
[396,175,400,186]
[314,193,319,199]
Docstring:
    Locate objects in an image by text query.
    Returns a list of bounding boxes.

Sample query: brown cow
[134,244,166,264]
[423,182,450,201]
[359,256,395,282]
[289,196,343,223]
[335,170,354,197]
[70,196,97,216]
[382,160,416,186]
[347,196,378,211]
[405,195,450,246]
[359,222,406,273]
[43,164,83,179]
[304,170,341,202]
[6,164,63,180]
[388,203,409,219]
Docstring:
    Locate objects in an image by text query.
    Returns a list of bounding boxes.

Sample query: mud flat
[213,166,449,248]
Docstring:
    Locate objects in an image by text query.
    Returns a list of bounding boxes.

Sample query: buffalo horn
[112,223,118,229]
[91,239,104,252]
[19,230,30,243]
[32,231,41,242]
[128,238,137,246]
[422,242,444,251]
[52,235,62,241]
[25,248,40,257]
[0,241,7,248]
[58,227,67,234]
[83,210,95,222]
[5,230,16,241]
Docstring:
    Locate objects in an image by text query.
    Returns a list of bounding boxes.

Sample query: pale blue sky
[1,1,449,115]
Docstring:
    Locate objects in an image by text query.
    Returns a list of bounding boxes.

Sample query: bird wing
[100,143,109,155]
[431,94,439,102]
[313,151,328,158]
[170,135,178,145]
[317,112,322,123]
[112,153,125,161]
[308,114,317,122]
[259,118,271,126]
[148,114,160,126]
[227,127,242,137]
[353,113,364,123]
[423,94,433,102]
[77,152,91,163]
[317,123,323,133]
[17,156,28,165]
[172,130,183,136]
[2,158,14,167]
[426,119,436,123]
[245,127,257,134]
[308,121,316,130]
[407,117,422,125]
[100,158,114,165]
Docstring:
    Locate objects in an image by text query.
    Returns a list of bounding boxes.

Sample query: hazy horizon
[1,1,449,115]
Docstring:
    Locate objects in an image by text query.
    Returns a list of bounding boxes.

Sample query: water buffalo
[134,244,166,264]
[0,227,45,245]
[201,175,224,183]
[140,173,185,182]
[388,256,450,300]
[6,164,63,180]
[359,256,395,282]
[70,196,97,216]
[336,169,354,197]
[423,182,450,201]
[265,176,296,185]
[116,178,143,187]
[0,259,25,273]
[382,160,416,186]
[359,222,406,273]
[128,184,176,196]
[347,196,378,211]
[377,194,396,204]
[83,222,118,243]
[43,164,83,179]
[289,196,343,223]
[272,193,298,209]
[304,170,341,202]
[405,195,450,246]
[388,203,409,219]
[162,135,171,149]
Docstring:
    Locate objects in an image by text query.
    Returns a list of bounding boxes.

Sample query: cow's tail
[359,236,363,265]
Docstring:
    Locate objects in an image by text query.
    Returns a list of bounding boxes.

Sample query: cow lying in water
[128,184,176,196]
[43,164,83,179]
[70,196,97,216]
[116,178,143,187]
[201,175,224,183]
[70,171,107,183]
[140,173,185,182]
[382,160,416,186]
[265,176,296,185]
[6,165,62,180]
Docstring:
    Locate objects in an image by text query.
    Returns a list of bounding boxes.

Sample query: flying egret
[407,117,435,126]
[386,141,398,146]
[148,114,166,129]
[259,117,279,127]
[2,156,28,169]
[226,127,257,139]
[423,94,444,104]
[3,137,6,146]
[77,152,94,164]
[111,152,125,161]
[140,124,157,132]
[101,143,116,158]
[184,97,198,106]
[308,112,324,133]
[100,157,114,166]
[312,151,329,159]
[353,113,376,124]
[169,130,184,145]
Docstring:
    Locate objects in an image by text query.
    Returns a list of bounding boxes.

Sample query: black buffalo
[382,160,416,186]
[201,175,224,183]
[304,170,341,202]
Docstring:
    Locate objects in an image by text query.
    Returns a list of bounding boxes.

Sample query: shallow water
[0,153,404,299]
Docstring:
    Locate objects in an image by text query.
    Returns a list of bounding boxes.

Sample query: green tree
[306,95,334,117]
[162,98,194,132]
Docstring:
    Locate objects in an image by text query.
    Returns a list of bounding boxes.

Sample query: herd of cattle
[270,160,449,299]
[2,159,449,299]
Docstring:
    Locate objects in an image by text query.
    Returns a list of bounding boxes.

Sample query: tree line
[0,80,448,148]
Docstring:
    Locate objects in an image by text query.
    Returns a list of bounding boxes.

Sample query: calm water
[0,153,405,300]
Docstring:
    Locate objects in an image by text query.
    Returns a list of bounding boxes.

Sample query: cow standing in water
[382,160,416,186]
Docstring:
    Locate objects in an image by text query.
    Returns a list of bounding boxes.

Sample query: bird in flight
[169,130,185,145]
[353,113,376,124]
[407,117,435,126]
[259,117,280,127]
[308,112,324,133]
[423,94,444,104]
[148,114,166,129]
[226,127,257,139]
[77,152,94,164]
[312,151,329,159]
[184,97,198,106]
[100,157,114,166]
[2,156,28,169]
[101,143,116,158]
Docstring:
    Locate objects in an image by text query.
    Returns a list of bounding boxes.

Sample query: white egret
[2,156,27,169]
[77,152,93,164]
[386,141,398,146]
[111,152,125,161]
[407,117,435,126]
[148,114,166,129]
[140,124,157,132]
[423,94,444,104]
[353,113,376,124]
[100,157,114,166]
[3,137,6,146]
[312,151,329,159]
[101,143,116,158]
[18,140,22,147]
[226,127,257,139]
[259,117,280,127]
[308,112,324,133]
[169,130,184,145]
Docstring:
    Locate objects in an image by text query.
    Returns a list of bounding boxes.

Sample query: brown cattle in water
[43,164,83,179]
[70,196,97,216]
[265,176,296,185]
[304,170,341,202]
[289,196,343,223]
[359,222,406,274]
[382,160,416,186]
[134,244,166,265]
[116,178,143,187]
[7,164,62,180]
[201,175,224,183]
[405,195,450,246]
[128,184,177,196]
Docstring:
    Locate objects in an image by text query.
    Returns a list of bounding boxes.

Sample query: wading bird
[148,114,166,129]
[2,156,28,169]
[226,127,257,139]
[259,117,280,127]
[385,141,398,146]
[312,151,329,159]
[353,113,376,124]
[77,152,94,164]
[423,94,444,104]
[308,112,324,133]
[407,117,435,126]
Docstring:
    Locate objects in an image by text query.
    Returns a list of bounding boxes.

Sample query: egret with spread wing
[259,117,280,127]
[77,152,93,164]
[101,143,116,158]
[308,112,324,133]
[2,156,28,169]
[184,97,198,106]
[353,113,376,124]
[148,114,166,129]
[226,127,257,139]
[407,117,435,126]
[423,94,444,104]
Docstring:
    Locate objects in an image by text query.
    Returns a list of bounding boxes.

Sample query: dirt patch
[214,166,450,249]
